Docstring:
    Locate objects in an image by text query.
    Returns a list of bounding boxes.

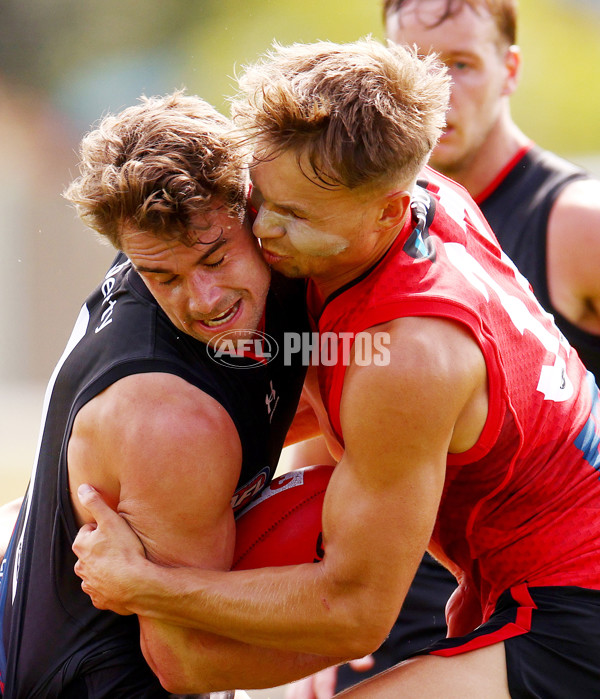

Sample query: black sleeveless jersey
[478,145,600,380]
[0,253,309,698]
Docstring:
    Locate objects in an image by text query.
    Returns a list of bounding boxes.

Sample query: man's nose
[187,272,224,316]
[252,205,287,239]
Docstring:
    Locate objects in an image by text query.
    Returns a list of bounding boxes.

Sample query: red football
[232,464,334,570]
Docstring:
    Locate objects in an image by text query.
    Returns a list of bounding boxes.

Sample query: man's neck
[436,116,531,201]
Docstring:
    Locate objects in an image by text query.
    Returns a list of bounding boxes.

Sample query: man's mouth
[198,300,241,328]
[261,247,289,265]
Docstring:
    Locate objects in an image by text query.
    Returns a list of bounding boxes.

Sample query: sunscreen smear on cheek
[257,208,349,257]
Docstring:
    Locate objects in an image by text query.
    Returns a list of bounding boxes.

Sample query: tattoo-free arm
[548,178,600,333]
[70,373,344,694]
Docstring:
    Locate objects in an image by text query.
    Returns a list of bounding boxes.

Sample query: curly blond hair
[64,91,248,248]
[230,37,449,191]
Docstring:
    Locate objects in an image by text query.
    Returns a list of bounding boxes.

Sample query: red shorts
[416,584,600,698]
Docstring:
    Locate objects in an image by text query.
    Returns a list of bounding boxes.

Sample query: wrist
[127,558,185,620]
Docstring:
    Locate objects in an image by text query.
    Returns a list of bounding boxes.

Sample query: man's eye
[159,275,178,286]
[205,257,225,269]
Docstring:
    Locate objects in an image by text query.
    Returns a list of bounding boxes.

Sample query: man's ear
[377,189,412,231]
[502,45,521,97]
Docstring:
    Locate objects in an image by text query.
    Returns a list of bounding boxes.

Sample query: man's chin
[265,258,304,278]
[430,144,467,176]
[274,264,307,279]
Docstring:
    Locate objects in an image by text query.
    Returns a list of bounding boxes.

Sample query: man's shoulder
[545,156,600,244]
[508,146,591,205]
[81,371,236,439]
[70,371,240,496]
[529,146,590,181]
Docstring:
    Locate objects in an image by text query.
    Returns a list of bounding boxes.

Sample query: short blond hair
[231,37,449,191]
[64,91,248,249]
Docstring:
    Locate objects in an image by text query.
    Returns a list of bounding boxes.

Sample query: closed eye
[158,275,179,286]
[289,210,307,221]
[204,256,225,269]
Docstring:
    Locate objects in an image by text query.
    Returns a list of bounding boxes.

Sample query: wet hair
[230,37,450,192]
[383,0,517,47]
[64,91,248,249]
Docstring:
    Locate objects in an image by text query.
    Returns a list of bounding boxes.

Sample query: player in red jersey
[297,3,600,692]
[307,4,600,694]
[72,39,600,697]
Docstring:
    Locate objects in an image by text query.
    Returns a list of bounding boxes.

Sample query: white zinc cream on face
[255,207,350,257]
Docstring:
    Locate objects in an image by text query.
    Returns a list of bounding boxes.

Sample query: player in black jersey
[0,91,336,697]
[289,2,600,696]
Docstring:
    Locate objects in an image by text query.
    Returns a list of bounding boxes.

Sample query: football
[232,464,334,570]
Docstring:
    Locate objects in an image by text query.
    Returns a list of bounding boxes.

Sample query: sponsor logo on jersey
[95,260,130,334]
[265,380,280,423]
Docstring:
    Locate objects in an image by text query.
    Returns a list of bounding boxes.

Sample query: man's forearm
[129,558,385,658]
[139,616,346,694]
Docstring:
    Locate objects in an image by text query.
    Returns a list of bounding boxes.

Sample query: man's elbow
[157,673,200,696]
[331,620,389,660]
[150,656,220,695]
[159,675,214,696]
[320,590,394,659]
[141,632,217,695]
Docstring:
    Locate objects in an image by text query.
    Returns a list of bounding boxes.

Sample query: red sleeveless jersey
[307,168,600,622]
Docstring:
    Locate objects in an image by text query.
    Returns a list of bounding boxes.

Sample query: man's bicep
[118,384,242,570]
[71,372,242,571]
[321,398,446,608]
[318,327,464,616]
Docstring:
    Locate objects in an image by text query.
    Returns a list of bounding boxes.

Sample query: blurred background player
[386,0,600,376]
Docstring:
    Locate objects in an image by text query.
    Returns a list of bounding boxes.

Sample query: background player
[72,39,600,697]
[386,0,600,375]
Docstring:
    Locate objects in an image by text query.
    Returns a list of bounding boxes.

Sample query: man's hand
[445,581,482,637]
[285,656,375,699]
[72,484,148,615]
